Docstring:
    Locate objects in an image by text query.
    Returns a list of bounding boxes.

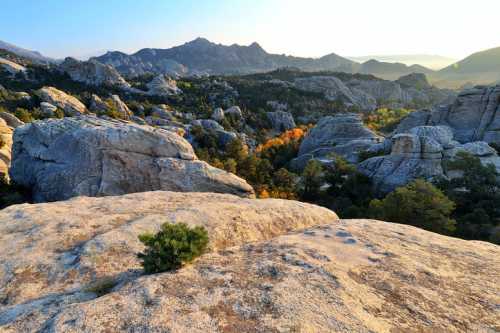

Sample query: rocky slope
[0,192,497,332]
[10,116,254,202]
[292,114,384,168]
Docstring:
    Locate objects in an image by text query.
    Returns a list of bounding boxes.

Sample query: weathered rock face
[146,74,182,96]
[266,111,296,131]
[396,85,500,145]
[358,125,500,193]
[59,57,131,88]
[293,75,454,112]
[0,194,497,332]
[9,116,254,202]
[0,191,339,331]
[190,119,238,147]
[0,118,13,177]
[35,86,87,116]
[109,94,132,119]
[292,114,383,168]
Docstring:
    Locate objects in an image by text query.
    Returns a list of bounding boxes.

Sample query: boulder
[146,75,182,96]
[89,94,108,113]
[211,107,225,121]
[40,102,58,117]
[151,104,175,120]
[9,116,254,202]
[190,119,238,147]
[0,118,13,177]
[266,111,296,131]
[0,112,24,128]
[59,57,131,88]
[35,87,87,116]
[225,105,243,118]
[292,114,383,167]
[109,95,132,120]
[0,197,497,332]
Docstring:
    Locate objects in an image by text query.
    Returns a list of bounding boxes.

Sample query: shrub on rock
[138,223,209,274]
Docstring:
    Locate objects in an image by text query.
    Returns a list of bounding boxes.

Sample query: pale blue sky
[1,0,499,59]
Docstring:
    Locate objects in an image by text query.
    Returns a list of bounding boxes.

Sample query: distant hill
[94,37,359,76]
[436,46,500,87]
[357,59,434,81]
[0,40,55,64]
[348,54,456,70]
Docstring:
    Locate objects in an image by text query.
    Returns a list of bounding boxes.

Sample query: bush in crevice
[138,223,209,274]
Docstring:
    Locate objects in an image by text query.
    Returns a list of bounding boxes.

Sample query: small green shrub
[138,223,209,274]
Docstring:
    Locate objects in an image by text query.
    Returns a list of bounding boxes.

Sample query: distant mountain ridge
[348,54,457,70]
[94,37,359,77]
[0,40,55,64]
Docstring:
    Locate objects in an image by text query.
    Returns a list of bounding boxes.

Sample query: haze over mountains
[348,54,457,70]
[2,37,500,88]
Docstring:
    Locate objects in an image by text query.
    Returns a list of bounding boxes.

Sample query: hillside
[348,54,457,70]
[435,46,500,88]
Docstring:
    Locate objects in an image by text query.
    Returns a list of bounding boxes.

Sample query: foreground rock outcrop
[0,193,498,332]
[10,116,254,201]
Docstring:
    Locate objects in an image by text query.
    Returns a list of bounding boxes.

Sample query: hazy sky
[1,0,499,60]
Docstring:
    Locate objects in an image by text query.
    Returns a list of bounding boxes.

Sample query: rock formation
[59,57,131,88]
[395,85,500,145]
[211,107,225,121]
[0,112,24,128]
[9,116,254,202]
[146,74,182,96]
[224,105,243,118]
[359,125,500,193]
[0,193,498,332]
[0,118,13,177]
[292,114,383,168]
[35,86,87,116]
[266,110,296,131]
[0,56,26,75]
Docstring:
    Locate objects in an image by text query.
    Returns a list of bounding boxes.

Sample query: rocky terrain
[9,116,254,202]
[0,192,498,332]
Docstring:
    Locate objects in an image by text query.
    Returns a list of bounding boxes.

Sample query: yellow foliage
[256,127,306,153]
